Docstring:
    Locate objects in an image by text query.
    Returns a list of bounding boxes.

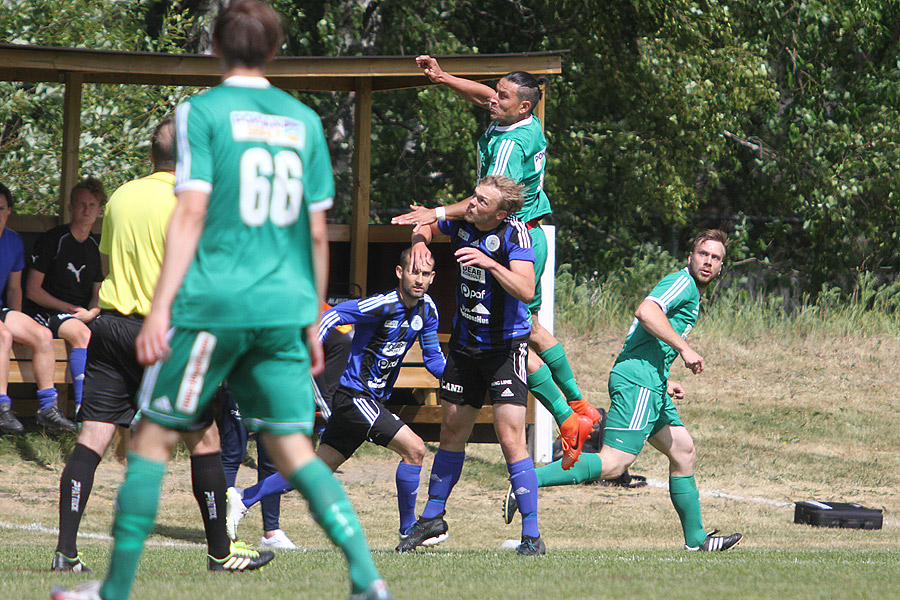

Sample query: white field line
[0,520,204,548]
[645,478,899,527]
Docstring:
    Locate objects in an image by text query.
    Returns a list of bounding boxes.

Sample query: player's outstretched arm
[634,299,705,374]
[136,190,209,366]
[391,197,471,227]
[416,55,495,108]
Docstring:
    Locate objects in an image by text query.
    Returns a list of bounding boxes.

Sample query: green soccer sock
[528,364,573,426]
[669,475,707,548]
[538,342,583,403]
[100,452,165,600]
[535,453,603,487]
[289,458,379,594]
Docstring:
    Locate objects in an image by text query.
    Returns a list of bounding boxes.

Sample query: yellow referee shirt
[98,171,175,316]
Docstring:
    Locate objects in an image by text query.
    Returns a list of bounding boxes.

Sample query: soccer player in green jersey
[392,56,596,469]
[504,230,742,551]
[50,2,390,600]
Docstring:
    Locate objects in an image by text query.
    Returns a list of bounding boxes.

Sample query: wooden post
[536,82,546,130]
[59,72,83,224]
[350,78,372,296]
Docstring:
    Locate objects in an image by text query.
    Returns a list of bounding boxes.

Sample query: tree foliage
[2,0,898,297]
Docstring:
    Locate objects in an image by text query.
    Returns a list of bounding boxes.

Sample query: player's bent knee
[399,437,426,465]
[0,328,12,350]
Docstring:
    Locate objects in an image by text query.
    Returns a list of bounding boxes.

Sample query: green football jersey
[477,115,552,223]
[610,267,700,392]
[172,76,334,329]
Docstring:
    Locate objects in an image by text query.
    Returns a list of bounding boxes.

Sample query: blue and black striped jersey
[318,290,445,401]
[438,217,534,352]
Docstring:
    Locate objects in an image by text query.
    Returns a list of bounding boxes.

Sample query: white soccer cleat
[225,486,249,541]
[50,580,102,600]
[259,528,297,549]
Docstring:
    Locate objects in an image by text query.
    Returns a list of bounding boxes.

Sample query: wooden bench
[9,338,72,415]
[389,335,536,443]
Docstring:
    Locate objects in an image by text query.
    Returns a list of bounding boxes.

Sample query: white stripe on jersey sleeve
[647,273,690,313]
[490,139,516,176]
[174,103,191,188]
[309,197,334,212]
[507,217,532,248]
[173,102,213,196]
[317,310,344,341]
[358,291,397,312]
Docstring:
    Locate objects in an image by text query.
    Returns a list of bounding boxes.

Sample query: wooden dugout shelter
[0,43,563,296]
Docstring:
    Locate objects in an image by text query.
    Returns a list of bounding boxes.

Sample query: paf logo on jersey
[460,283,486,300]
[533,148,546,173]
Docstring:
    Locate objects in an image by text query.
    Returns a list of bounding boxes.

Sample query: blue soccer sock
[240,472,294,509]
[68,347,87,409]
[508,457,540,538]
[421,448,465,519]
[0,394,11,409]
[37,387,57,411]
[395,462,421,534]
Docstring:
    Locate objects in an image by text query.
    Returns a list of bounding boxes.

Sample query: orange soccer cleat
[558,413,594,470]
[568,399,603,424]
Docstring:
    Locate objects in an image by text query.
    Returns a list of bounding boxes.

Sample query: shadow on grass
[152,523,207,545]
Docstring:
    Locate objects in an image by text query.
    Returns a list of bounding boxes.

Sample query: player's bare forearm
[415,55,494,108]
[26,272,79,314]
[391,198,469,227]
[455,249,534,303]
[306,323,324,377]
[6,272,22,312]
[310,210,329,303]
[635,300,704,374]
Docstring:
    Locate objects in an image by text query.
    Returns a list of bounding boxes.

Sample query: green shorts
[527,223,548,315]
[138,325,315,434]
[603,371,684,455]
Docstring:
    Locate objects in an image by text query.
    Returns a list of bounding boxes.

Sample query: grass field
[2,318,899,599]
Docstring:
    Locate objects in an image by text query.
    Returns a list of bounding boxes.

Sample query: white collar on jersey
[491,114,534,132]
[223,75,271,89]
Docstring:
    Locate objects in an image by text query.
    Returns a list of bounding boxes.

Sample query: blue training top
[318,290,445,402]
[438,217,534,352]
[0,228,24,308]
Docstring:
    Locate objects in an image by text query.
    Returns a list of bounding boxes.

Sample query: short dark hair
[503,71,549,114]
[691,229,729,253]
[152,116,176,171]
[213,0,283,69]
[70,177,106,206]
[479,175,525,215]
[399,247,413,270]
[0,183,12,210]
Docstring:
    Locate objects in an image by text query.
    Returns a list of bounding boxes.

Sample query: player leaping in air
[393,56,596,470]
